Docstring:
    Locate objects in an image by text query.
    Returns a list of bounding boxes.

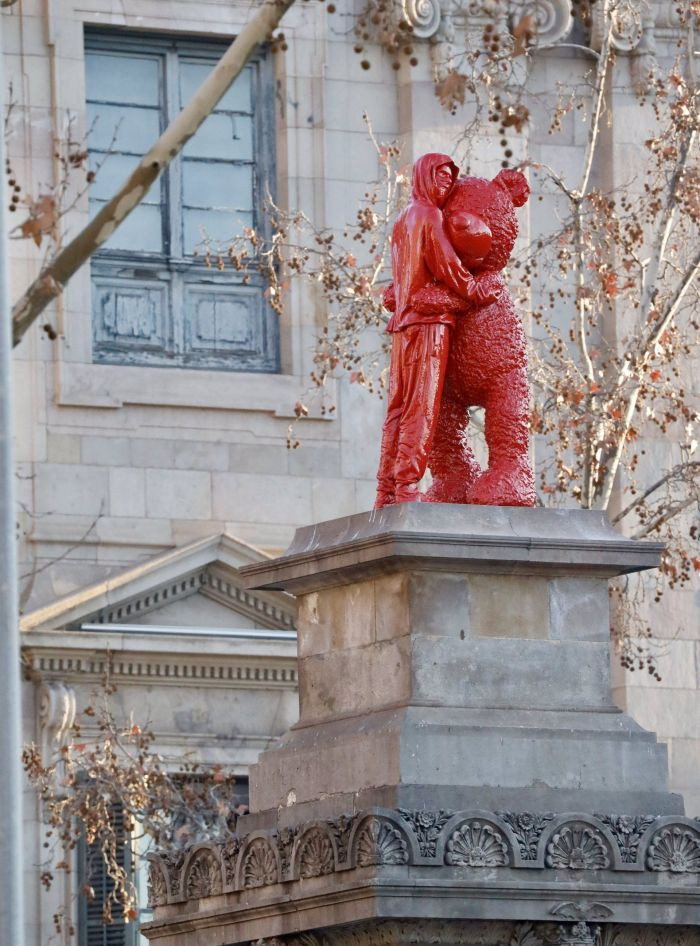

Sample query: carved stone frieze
[147,808,700,907]
[147,859,168,908]
[298,828,335,878]
[397,808,452,857]
[545,823,611,870]
[646,825,700,873]
[241,838,279,888]
[497,810,554,860]
[597,815,658,864]
[251,924,700,946]
[355,816,409,867]
[445,820,509,867]
[183,848,223,899]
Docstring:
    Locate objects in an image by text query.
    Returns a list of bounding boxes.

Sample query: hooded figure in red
[375,153,497,506]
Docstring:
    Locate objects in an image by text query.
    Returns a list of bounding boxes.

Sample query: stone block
[173,440,229,472]
[229,443,289,475]
[310,477,356,522]
[549,577,610,641]
[109,468,146,518]
[410,637,613,711]
[81,435,131,467]
[408,572,470,637]
[34,464,108,517]
[289,445,341,478]
[212,473,312,525]
[375,573,410,641]
[46,432,81,464]
[95,517,173,548]
[131,438,176,468]
[297,581,375,657]
[298,636,411,723]
[145,469,212,521]
[468,574,548,639]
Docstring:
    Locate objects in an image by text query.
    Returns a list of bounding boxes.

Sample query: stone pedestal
[143,507,700,946]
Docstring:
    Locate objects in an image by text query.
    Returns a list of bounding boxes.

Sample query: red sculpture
[375,155,535,508]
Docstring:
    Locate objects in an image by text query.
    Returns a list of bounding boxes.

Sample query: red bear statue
[377,164,535,507]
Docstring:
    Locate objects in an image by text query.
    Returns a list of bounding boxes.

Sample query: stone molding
[66,565,295,631]
[243,919,700,946]
[24,642,298,689]
[146,808,700,907]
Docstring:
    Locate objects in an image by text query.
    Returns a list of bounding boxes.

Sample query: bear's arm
[423,210,481,302]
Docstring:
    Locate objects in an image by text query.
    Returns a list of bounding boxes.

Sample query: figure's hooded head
[411,153,459,207]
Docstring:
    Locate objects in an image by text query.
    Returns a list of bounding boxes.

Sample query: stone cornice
[23,629,298,689]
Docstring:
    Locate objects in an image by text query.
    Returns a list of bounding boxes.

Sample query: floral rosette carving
[647,826,700,873]
[496,811,554,860]
[242,838,279,888]
[397,808,452,857]
[277,827,297,876]
[330,814,354,863]
[298,828,335,878]
[597,814,657,864]
[184,849,222,899]
[355,817,409,867]
[546,824,611,870]
[445,820,509,868]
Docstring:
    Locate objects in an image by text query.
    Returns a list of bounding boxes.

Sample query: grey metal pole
[0,12,26,946]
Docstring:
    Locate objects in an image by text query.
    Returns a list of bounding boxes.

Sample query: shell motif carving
[147,860,168,907]
[402,0,441,39]
[242,838,279,888]
[184,850,222,900]
[356,817,409,867]
[647,826,700,873]
[545,824,611,870]
[445,821,509,868]
[298,829,335,878]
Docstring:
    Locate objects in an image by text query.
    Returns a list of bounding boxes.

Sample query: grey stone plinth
[240,505,664,592]
[238,506,677,816]
[144,508,698,946]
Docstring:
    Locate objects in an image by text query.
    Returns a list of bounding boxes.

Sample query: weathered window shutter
[85,32,278,372]
[77,802,136,946]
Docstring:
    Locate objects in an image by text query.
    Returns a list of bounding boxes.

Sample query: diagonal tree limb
[11,0,296,347]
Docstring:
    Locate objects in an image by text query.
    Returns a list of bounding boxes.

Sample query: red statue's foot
[425,467,481,504]
[463,458,535,507]
[374,489,396,509]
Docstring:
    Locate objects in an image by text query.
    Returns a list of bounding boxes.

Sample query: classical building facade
[3,0,698,943]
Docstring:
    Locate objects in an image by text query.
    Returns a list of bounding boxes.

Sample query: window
[85,32,278,372]
[77,802,137,946]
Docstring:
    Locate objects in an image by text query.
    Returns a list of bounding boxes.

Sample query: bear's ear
[493,169,529,207]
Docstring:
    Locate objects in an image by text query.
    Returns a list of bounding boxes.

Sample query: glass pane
[87,102,161,154]
[182,112,252,161]
[85,51,160,106]
[183,208,253,254]
[89,152,161,204]
[179,60,252,113]
[91,200,163,253]
[182,161,252,211]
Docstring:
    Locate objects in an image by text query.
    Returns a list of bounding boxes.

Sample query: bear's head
[443,169,529,273]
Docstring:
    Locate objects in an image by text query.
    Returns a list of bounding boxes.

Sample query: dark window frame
[85,29,279,373]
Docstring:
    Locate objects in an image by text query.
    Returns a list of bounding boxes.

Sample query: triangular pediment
[21,533,296,633]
